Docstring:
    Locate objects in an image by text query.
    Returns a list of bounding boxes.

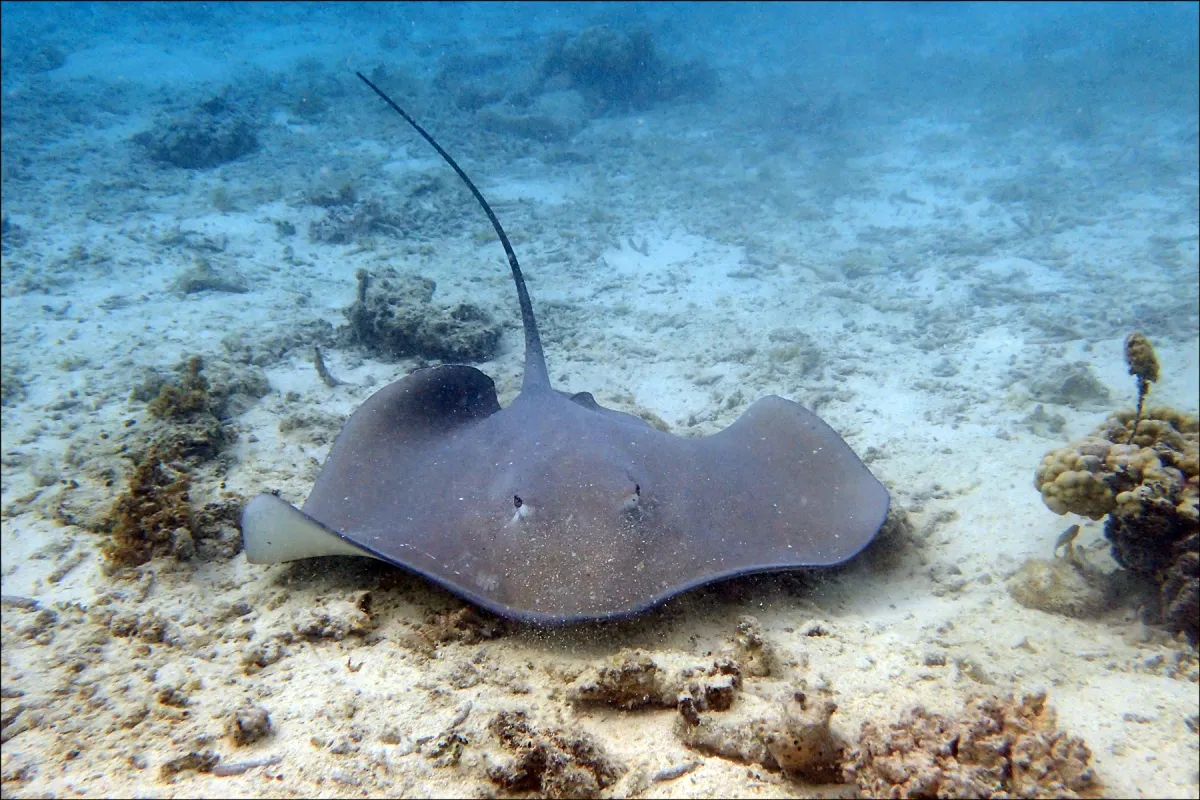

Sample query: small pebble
[230,704,272,746]
[652,760,701,782]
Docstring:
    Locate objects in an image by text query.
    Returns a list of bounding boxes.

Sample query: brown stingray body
[240,74,890,624]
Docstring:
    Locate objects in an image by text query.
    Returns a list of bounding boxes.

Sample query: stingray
[240,73,890,624]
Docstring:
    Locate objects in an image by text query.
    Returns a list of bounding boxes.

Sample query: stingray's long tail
[356,71,550,391]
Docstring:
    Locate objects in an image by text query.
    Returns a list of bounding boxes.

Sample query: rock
[486,710,622,799]
[134,95,258,170]
[342,267,502,363]
[1008,557,1112,618]
[230,704,272,746]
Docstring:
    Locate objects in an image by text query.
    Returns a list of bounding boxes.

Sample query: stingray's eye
[513,495,523,508]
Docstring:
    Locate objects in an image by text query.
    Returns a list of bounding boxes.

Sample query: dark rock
[230,705,272,746]
[134,94,258,169]
[540,25,716,113]
[1030,361,1111,408]
[6,43,67,74]
[1,214,28,251]
[173,258,249,294]
[1161,543,1198,643]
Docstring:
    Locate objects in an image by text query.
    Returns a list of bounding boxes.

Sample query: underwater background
[1,2,1198,797]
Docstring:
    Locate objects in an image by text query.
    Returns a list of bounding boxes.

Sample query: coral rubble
[307,199,409,244]
[566,648,741,714]
[486,710,622,799]
[677,692,847,783]
[561,619,848,784]
[845,692,1098,799]
[342,267,502,362]
[566,618,772,716]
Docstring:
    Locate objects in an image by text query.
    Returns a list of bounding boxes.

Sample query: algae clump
[105,355,242,567]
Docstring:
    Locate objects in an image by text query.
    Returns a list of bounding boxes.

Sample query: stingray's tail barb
[355,71,550,391]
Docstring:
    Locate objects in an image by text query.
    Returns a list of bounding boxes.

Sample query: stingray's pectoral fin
[241,494,381,564]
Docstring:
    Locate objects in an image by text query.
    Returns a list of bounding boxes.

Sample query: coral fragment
[845,692,1098,799]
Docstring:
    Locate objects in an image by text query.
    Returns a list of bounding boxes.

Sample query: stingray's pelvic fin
[355,71,550,392]
[242,494,380,563]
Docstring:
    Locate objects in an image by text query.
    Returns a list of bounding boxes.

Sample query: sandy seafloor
[1,3,1198,798]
